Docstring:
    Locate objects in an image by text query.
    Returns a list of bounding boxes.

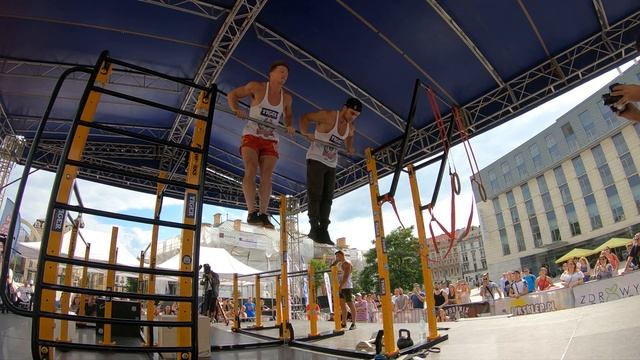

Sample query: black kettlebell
[397,329,414,349]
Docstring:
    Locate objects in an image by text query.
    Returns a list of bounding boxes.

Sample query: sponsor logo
[578,282,640,305]
[260,108,279,119]
[510,301,558,316]
[52,209,66,232]
[185,193,196,219]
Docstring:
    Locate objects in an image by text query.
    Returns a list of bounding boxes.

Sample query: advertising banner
[494,287,574,316]
[573,270,640,307]
[442,301,491,320]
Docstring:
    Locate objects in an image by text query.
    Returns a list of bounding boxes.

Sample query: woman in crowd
[578,257,591,282]
[623,233,640,274]
[436,308,449,322]
[593,253,614,280]
[446,284,457,305]
[560,259,584,288]
[535,266,553,291]
[433,283,446,309]
[456,280,471,304]
[366,294,377,323]
[69,294,81,314]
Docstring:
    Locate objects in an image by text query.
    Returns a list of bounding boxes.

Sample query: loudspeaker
[96,298,141,338]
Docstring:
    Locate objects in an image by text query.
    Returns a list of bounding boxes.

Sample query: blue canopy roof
[1,1,639,211]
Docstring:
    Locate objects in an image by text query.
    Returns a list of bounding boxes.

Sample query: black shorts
[203,290,217,312]
[339,288,353,302]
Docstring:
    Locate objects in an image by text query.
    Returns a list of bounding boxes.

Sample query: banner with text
[573,270,640,307]
[493,287,574,316]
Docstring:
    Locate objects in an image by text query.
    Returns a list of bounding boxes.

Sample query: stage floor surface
[2,295,639,359]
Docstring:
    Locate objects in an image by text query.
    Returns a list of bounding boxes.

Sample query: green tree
[358,227,422,293]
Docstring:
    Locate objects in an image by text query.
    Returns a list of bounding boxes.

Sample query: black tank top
[434,291,446,307]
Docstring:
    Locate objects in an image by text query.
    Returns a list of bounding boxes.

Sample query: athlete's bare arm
[282,92,295,135]
[299,110,333,142]
[227,81,260,119]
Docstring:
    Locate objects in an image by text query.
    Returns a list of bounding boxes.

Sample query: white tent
[14,228,140,267]
[158,247,260,276]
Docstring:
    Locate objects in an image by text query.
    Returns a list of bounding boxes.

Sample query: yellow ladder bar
[176,91,211,360]
[78,244,90,318]
[279,195,290,341]
[330,266,342,333]
[101,227,118,345]
[275,275,282,327]
[307,265,318,337]
[255,275,262,328]
[408,164,439,340]
[365,148,398,357]
[146,171,166,346]
[232,273,239,331]
[39,62,112,360]
[58,223,79,342]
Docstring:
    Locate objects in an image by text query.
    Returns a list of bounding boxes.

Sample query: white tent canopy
[14,228,140,267]
[158,247,260,276]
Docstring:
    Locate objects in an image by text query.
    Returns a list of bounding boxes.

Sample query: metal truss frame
[158,0,268,174]
[0,100,15,140]
[254,22,407,133]
[138,0,228,20]
[0,57,185,93]
[306,10,640,205]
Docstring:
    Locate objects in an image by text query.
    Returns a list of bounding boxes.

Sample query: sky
[4,58,637,255]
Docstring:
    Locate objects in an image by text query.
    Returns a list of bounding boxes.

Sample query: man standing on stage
[227,61,295,229]
[334,250,357,330]
[300,98,361,245]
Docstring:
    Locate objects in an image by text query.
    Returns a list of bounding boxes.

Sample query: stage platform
[2,294,639,359]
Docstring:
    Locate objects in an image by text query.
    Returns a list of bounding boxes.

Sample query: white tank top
[242,82,284,142]
[336,260,353,289]
[306,111,349,168]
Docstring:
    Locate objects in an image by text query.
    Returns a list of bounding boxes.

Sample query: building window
[565,203,581,236]
[579,110,596,141]
[481,259,487,269]
[547,211,561,242]
[530,217,543,247]
[489,172,498,192]
[577,175,592,196]
[514,223,526,252]
[502,162,512,184]
[628,174,640,213]
[605,185,625,222]
[598,102,617,130]
[584,194,603,229]
[592,145,614,186]
[499,228,510,256]
[521,183,531,200]
[612,133,637,177]
[529,143,542,169]
[561,123,578,152]
[572,156,586,176]
[515,153,527,178]
[546,134,560,160]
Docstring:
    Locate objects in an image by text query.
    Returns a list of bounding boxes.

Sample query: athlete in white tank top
[227,62,294,228]
[305,111,349,168]
[299,98,362,245]
[242,81,284,142]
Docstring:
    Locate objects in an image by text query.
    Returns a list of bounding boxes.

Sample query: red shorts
[240,135,279,158]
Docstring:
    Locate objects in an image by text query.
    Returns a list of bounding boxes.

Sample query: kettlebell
[397,328,414,349]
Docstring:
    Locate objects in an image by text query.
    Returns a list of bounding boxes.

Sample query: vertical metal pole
[365,148,397,356]
[330,266,342,333]
[78,244,90,317]
[138,251,145,294]
[255,275,262,328]
[146,171,166,346]
[279,195,290,341]
[232,273,239,331]
[307,265,318,337]
[58,225,79,342]
[102,227,118,345]
[275,275,282,327]
[408,165,439,340]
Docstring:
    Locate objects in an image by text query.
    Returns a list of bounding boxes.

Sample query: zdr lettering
[579,283,640,305]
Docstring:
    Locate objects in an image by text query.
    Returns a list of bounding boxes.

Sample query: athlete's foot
[259,213,275,229]
[307,226,321,242]
[247,210,262,225]
[318,228,335,246]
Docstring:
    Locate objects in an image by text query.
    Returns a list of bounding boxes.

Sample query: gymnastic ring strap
[451,171,461,196]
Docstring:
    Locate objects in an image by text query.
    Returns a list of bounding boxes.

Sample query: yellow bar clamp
[232,273,239,331]
[330,265,342,333]
[255,275,262,328]
[408,164,439,340]
[279,196,290,341]
[275,275,282,327]
[307,265,318,337]
[365,148,397,357]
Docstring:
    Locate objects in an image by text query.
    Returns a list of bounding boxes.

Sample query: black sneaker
[259,213,275,229]
[247,211,262,225]
[318,228,335,246]
[349,323,356,330]
[307,226,321,242]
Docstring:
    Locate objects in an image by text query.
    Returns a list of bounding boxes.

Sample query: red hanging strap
[380,194,405,229]
[452,107,487,202]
